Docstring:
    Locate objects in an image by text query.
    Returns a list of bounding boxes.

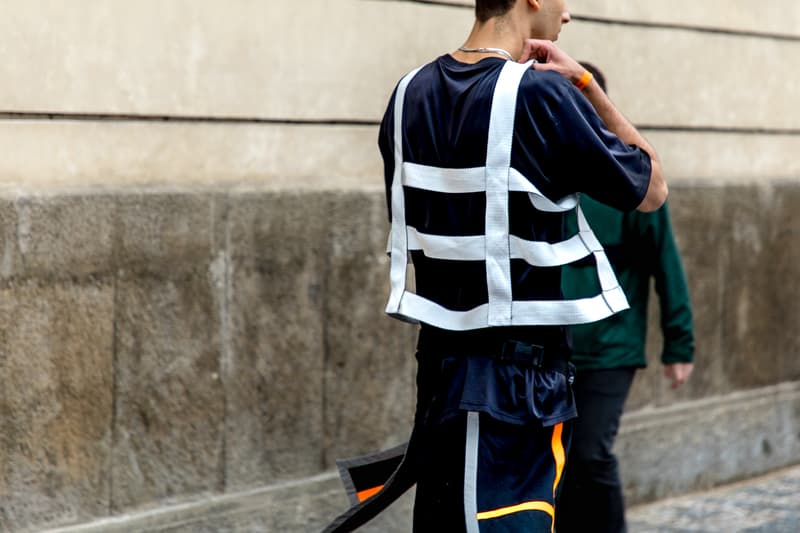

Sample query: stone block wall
[0,187,415,533]
[0,183,794,533]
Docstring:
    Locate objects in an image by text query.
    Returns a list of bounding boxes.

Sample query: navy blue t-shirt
[379,55,650,309]
[379,55,652,426]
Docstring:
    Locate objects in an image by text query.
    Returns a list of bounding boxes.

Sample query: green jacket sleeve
[638,202,695,364]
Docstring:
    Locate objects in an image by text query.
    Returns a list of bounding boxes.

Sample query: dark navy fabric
[414,411,571,532]
[379,55,651,426]
[556,368,636,533]
[378,55,651,314]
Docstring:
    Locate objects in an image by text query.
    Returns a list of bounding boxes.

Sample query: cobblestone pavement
[626,465,800,533]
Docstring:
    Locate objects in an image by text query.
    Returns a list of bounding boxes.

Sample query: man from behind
[324,1,666,531]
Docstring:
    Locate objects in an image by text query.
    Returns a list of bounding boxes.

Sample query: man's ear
[526,0,542,12]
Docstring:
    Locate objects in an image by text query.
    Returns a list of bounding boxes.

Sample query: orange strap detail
[574,70,594,91]
[477,500,555,521]
[356,485,384,502]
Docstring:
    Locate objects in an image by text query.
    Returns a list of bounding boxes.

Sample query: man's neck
[454,16,529,63]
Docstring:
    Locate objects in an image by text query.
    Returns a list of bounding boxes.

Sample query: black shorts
[414,411,571,533]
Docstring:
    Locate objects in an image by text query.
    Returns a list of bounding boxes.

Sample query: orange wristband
[574,70,593,91]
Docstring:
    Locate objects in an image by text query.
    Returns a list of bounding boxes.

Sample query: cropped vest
[385,60,629,331]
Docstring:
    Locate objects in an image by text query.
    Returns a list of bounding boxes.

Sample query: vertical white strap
[464,411,481,533]
[576,205,630,312]
[485,61,532,325]
[385,67,423,314]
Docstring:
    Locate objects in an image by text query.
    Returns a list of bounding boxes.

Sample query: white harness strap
[485,61,531,325]
[403,163,578,211]
[463,411,481,533]
[385,61,629,329]
[385,66,424,317]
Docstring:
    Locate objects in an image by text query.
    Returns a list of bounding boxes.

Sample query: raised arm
[519,40,667,212]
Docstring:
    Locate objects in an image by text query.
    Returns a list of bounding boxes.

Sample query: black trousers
[555,368,636,533]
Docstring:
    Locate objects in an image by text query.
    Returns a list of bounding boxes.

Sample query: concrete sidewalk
[626,464,800,532]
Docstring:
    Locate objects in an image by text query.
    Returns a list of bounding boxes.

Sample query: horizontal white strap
[510,234,594,267]
[395,292,490,331]
[509,169,578,212]
[403,163,485,193]
[511,287,629,325]
[404,228,595,267]
[401,163,577,213]
[392,288,629,330]
[407,228,484,260]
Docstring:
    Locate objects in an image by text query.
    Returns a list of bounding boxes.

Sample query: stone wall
[0,187,411,532]
[0,184,794,533]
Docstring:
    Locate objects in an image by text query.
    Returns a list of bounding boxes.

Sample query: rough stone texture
[617,383,800,506]
[0,198,23,279]
[113,192,220,275]
[1,184,799,533]
[322,192,416,465]
[719,186,783,389]
[0,281,114,532]
[110,192,225,511]
[15,194,116,279]
[627,187,728,410]
[720,185,800,389]
[111,273,225,511]
[223,192,328,490]
[773,185,800,381]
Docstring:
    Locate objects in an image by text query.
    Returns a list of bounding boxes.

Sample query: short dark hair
[475,0,516,22]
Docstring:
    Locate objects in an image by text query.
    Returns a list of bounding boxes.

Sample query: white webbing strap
[402,163,578,212]
[396,289,629,330]
[485,61,532,325]
[576,205,629,313]
[406,227,600,267]
[384,61,628,329]
[464,411,481,533]
[385,66,423,316]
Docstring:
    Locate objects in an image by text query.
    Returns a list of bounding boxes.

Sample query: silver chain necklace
[458,46,515,62]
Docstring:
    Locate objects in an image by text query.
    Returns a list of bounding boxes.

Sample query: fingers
[519,38,553,64]
[664,363,694,389]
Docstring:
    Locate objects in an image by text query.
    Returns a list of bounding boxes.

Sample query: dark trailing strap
[321,428,421,532]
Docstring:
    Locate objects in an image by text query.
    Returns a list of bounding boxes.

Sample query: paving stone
[627,464,800,533]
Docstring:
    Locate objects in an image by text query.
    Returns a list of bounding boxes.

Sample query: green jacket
[562,198,694,370]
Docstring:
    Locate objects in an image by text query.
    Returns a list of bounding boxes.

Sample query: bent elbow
[637,178,667,213]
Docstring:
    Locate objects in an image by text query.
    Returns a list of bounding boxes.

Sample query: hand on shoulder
[519,39,584,85]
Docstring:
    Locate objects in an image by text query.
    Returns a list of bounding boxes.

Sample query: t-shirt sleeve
[378,89,397,222]
[516,72,651,212]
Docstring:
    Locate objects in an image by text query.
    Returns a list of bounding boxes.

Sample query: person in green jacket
[556,63,695,533]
